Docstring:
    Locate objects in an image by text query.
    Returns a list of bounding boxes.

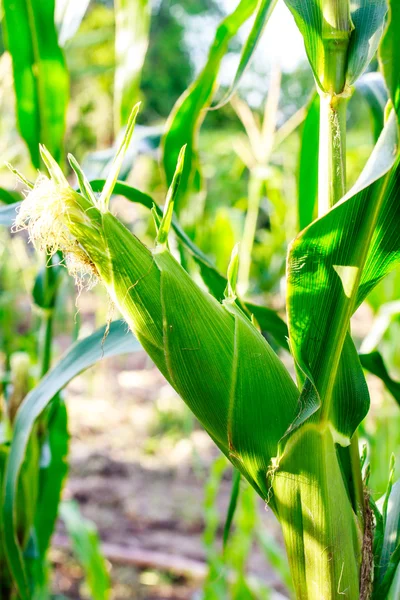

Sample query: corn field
[0,0,400,598]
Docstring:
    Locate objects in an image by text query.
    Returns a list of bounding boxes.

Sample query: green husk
[14,147,299,504]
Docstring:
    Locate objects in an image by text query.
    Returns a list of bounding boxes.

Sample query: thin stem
[318,92,348,215]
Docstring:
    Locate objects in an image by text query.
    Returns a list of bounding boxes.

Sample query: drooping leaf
[3,0,69,167]
[0,189,22,206]
[346,0,387,86]
[223,469,241,550]
[60,500,110,600]
[379,0,400,120]
[2,321,141,599]
[286,111,399,439]
[213,0,278,108]
[114,0,150,130]
[35,398,69,558]
[298,93,319,231]
[162,0,259,213]
[24,398,69,595]
[245,303,289,351]
[355,72,388,142]
[373,480,400,599]
[360,351,400,407]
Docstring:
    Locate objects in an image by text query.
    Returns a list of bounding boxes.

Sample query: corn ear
[14,147,299,502]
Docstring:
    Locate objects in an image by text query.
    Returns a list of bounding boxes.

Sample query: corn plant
[2,0,400,599]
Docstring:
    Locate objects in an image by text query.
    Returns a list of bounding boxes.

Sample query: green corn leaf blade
[68,154,97,204]
[59,500,110,600]
[162,0,258,214]
[371,494,385,577]
[213,0,278,108]
[55,0,91,46]
[99,102,141,210]
[373,480,400,598]
[227,484,257,600]
[379,0,400,120]
[3,0,69,168]
[34,398,69,559]
[23,398,69,596]
[388,561,400,600]
[286,110,399,440]
[0,202,20,226]
[223,469,241,550]
[360,351,400,407]
[0,445,12,594]
[203,455,229,600]
[283,0,387,92]
[345,1,387,86]
[355,72,388,142]
[15,436,41,589]
[114,0,150,131]
[243,303,288,351]
[298,93,319,231]
[2,321,141,599]
[89,179,153,210]
[156,144,186,248]
[0,188,22,206]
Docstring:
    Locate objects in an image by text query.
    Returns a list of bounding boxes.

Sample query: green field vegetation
[1,1,400,599]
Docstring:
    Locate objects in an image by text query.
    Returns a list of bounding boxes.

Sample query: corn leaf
[379,0,400,119]
[223,469,241,550]
[0,189,21,206]
[297,93,319,230]
[34,398,69,558]
[2,321,141,599]
[162,0,258,213]
[346,1,387,85]
[213,0,278,108]
[114,0,150,130]
[355,72,388,142]
[245,303,289,351]
[286,111,399,439]
[283,0,387,91]
[373,480,400,598]
[22,398,69,595]
[3,0,69,167]
[360,351,400,407]
[60,500,110,600]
